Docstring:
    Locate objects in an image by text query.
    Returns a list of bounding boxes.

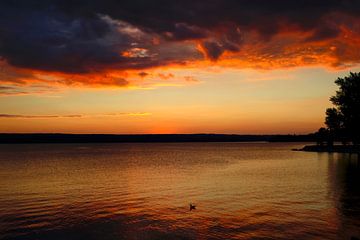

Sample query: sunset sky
[1,0,360,134]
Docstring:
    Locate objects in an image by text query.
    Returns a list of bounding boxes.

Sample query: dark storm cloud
[165,23,207,40]
[1,0,360,73]
[0,1,194,74]
[0,4,118,73]
[87,0,360,38]
[202,41,224,61]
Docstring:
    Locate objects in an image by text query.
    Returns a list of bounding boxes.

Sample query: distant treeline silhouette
[0,133,317,144]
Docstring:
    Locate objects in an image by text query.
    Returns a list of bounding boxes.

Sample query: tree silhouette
[325,72,360,145]
[324,108,342,146]
[315,127,329,146]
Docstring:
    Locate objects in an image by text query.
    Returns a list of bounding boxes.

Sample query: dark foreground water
[0,142,359,240]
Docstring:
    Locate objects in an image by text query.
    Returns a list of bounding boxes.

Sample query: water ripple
[0,142,359,239]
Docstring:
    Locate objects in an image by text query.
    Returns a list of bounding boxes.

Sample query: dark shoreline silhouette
[0,133,317,144]
[295,144,360,154]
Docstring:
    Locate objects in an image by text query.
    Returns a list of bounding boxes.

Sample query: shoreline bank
[294,144,360,154]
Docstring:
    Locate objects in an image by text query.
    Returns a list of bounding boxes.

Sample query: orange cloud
[0,114,82,118]
[0,112,152,118]
[158,73,175,80]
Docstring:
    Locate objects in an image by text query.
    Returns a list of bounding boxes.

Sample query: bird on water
[189,203,196,211]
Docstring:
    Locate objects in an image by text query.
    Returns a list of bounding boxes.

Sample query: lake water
[0,142,359,239]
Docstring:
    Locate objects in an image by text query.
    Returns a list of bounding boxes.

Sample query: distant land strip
[0,133,317,144]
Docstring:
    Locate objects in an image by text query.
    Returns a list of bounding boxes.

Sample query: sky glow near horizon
[1,1,360,134]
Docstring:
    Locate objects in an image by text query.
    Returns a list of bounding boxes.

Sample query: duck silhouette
[189,203,196,211]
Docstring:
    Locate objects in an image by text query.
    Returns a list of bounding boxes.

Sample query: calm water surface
[0,142,359,239]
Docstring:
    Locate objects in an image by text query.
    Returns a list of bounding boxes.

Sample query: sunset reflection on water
[0,142,359,239]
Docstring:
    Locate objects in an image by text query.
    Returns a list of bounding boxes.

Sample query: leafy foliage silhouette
[320,72,360,145]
